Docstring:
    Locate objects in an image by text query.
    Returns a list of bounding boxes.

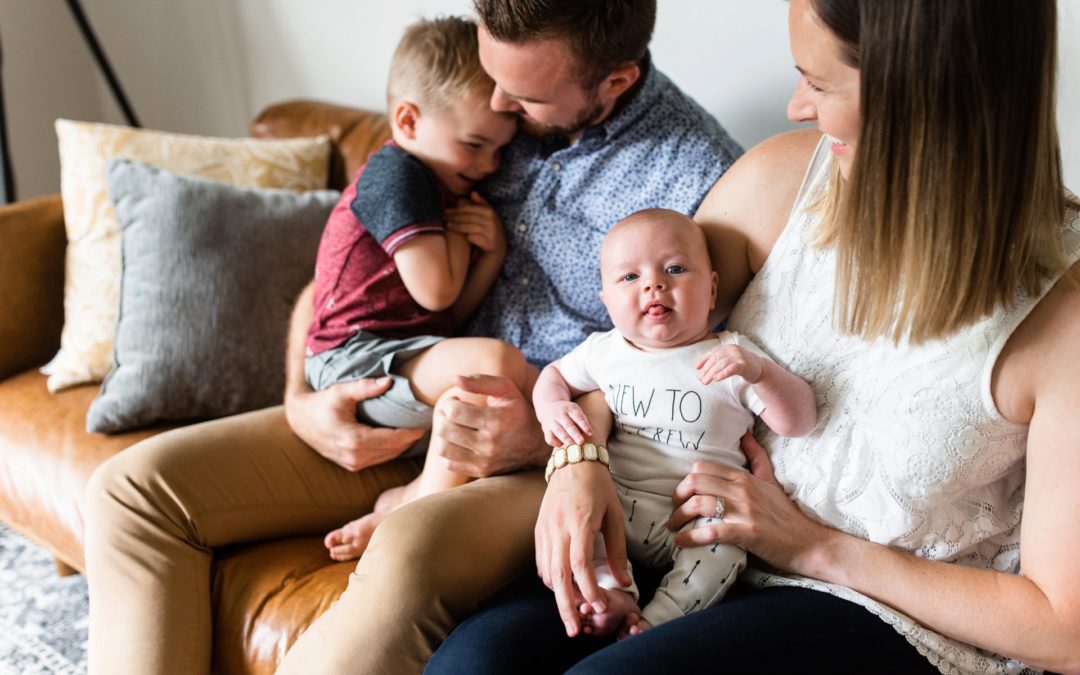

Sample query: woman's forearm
[806,529,1079,671]
[673,436,1080,672]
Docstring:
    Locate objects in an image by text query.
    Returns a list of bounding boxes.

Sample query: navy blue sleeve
[351,145,445,247]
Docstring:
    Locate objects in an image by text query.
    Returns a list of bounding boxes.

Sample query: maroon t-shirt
[305,143,455,357]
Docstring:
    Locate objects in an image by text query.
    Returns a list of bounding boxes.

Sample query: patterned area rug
[0,524,88,674]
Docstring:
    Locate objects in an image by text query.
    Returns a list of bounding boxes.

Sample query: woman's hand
[668,432,833,576]
[535,461,632,637]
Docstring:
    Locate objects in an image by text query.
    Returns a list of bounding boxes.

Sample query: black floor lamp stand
[0,0,140,204]
[0,33,14,205]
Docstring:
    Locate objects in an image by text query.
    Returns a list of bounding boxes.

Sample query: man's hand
[432,374,546,477]
[285,377,426,471]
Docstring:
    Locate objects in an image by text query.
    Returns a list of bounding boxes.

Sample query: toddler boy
[306,16,533,561]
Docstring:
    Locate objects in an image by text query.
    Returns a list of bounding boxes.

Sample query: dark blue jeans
[425,571,940,674]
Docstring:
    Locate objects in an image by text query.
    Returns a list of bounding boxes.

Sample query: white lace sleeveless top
[726,137,1080,675]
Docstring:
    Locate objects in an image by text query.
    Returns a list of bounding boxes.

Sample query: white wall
[0,0,107,201]
[2,1,1078,198]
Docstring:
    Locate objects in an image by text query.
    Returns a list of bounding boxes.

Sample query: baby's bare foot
[624,614,653,638]
[578,588,642,637]
[323,512,385,561]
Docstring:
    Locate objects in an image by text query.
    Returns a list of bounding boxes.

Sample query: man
[84,2,740,674]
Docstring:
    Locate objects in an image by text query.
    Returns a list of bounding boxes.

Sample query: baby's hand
[695,344,765,385]
[446,192,505,253]
[537,401,593,447]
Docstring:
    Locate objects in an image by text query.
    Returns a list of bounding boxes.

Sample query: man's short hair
[387,16,493,110]
[474,0,656,86]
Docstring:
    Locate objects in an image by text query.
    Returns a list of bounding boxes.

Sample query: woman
[427,0,1080,672]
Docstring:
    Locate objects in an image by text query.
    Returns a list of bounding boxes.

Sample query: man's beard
[519,95,606,139]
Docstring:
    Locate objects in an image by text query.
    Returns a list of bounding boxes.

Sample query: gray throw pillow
[86,158,339,433]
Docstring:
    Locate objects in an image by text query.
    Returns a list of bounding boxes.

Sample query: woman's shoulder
[738,128,823,184]
[700,128,821,203]
[994,260,1080,424]
[695,129,822,279]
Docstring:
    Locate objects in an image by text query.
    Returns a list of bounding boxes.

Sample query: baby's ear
[392,101,420,139]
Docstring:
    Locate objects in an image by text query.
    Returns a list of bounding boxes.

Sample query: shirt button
[551,162,561,172]
[517,222,528,233]
[519,276,530,286]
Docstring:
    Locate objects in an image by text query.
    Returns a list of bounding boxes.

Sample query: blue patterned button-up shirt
[466,59,743,366]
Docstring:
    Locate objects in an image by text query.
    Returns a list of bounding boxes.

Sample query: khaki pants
[83,405,544,675]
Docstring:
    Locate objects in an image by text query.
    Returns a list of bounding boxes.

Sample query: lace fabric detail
[726,137,1080,674]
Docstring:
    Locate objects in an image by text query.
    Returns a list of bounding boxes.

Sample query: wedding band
[714,497,726,521]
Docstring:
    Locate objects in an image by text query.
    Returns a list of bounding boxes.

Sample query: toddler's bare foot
[577,587,642,638]
[373,477,421,514]
[323,512,384,561]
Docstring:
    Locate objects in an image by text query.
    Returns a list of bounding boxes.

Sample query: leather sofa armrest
[250,99,391,192]
[0,194,66,380]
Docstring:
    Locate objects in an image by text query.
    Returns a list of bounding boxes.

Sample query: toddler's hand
[446,192,505,253]
[696,344,765,385]
[537,401,593,447]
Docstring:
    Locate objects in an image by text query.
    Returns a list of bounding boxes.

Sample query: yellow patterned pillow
[44,120,331,392]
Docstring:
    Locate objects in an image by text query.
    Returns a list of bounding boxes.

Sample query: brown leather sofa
[0,100,392,674]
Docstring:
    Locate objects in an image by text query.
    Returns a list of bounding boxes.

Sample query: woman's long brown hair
[812,0,1071,344]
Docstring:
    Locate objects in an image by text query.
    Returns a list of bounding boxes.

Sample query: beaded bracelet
[544,442,610,482]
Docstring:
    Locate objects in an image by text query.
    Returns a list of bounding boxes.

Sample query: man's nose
[490,86,521,114]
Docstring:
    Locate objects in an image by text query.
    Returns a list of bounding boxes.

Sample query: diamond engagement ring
[714,496,726,521]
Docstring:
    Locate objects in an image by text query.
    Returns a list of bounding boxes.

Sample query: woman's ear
[392,101,421,140]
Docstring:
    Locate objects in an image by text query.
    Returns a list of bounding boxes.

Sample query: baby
[533,208,817,635]
[305,16,535,561]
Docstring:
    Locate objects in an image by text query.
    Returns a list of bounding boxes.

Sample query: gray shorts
[305,330,444,456]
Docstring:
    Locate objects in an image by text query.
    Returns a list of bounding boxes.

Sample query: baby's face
[410,92,518,196]
[599,212,717,350]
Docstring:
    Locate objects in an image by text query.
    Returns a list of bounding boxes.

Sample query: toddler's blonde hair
[387,16,493,111]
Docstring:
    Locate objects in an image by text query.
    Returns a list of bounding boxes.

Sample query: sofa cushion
[212,537,353,673]
[250,100,391,192]
[0,370,167,569]
[46,120,332,393]
[85,160,339,433]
